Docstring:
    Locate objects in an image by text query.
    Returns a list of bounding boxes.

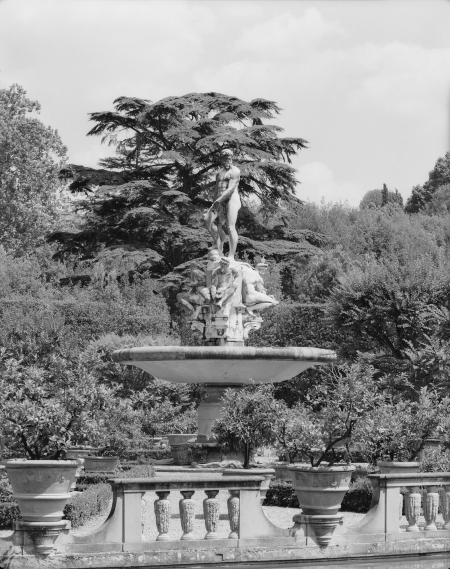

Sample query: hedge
[63,484,112,528]
[120,449,171,461]
[0,502,20,528]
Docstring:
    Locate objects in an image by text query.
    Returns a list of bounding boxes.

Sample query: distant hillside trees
[405,151,450,213]
[359,185,403,209]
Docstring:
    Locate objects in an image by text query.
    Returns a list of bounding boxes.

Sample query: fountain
[112,152,337,463]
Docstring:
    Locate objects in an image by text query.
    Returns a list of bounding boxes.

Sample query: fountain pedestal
[197,384,242,441]
[194,383,243,463]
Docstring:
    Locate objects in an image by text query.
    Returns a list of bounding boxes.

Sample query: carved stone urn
[6,460,78,523]
[83,456,119,473]
[6,460,78,555]
[288,463,355,546]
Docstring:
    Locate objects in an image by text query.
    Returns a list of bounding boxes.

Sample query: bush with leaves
[276,361,384,467]
[0,355,141,460]
[420,446,450,472]
[211,384,283,468]
[63,483,111,528]
[353,388,450,464]
[328,253,450,393]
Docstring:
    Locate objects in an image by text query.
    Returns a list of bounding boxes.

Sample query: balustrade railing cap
[369,472,450,479]
[107,475,266,487]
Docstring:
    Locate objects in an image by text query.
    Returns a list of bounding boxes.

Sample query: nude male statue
[204,149,241,259]
[210,257,240,318]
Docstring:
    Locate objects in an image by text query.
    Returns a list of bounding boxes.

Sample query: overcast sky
[1,0,449,206]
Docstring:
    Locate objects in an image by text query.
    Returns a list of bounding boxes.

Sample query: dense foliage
[0,85,67,253]
[212,384,282,468]
[2,83,450,470]
[50,92,320,298]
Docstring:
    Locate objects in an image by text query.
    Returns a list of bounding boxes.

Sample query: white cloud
[296,162,365,206]
[345,42,450,123]
[235,8,342,56]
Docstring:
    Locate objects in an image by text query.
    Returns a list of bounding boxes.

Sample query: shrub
[0,476,14,504]
[0,475,20,528]
[0,503,20,528]
[212,384,282,468]
[63,483,112,528]
[276,360,383,467]
[263,480,298,508]
[420,446,450,472]
[119,464,155,478]
[76,473,112,487]
[120,449,172,461]
[340,476,373,513]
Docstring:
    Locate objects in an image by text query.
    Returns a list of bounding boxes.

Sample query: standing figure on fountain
[204,149,241,259]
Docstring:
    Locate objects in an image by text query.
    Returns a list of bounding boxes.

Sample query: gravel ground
[72,491,367,538]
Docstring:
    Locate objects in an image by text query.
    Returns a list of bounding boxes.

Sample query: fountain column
[197,384,243,441]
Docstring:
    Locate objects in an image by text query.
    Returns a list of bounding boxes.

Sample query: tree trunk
[243,443,251,469]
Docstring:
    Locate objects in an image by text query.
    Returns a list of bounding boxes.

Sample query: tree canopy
[359,186,403,209]
[0,84,67,253]
[51,92,320,286]
[405,151,450,213]
[86,92,307,202]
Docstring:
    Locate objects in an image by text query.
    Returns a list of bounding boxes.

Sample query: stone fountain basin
[111,346,337,385]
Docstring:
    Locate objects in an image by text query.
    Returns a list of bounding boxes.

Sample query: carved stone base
[292,513,343,546]
[17,520,70,556]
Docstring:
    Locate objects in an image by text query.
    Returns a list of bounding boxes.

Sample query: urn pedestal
[288,463,354,546]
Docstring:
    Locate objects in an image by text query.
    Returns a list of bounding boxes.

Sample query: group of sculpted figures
[177,150,278,342]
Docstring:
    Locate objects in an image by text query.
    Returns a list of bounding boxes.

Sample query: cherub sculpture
[210,257,239,318]
[176,261,209,319]
[241,258,278,316]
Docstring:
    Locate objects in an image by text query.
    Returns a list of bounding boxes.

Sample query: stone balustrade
[2,471,450,568]
[58,473,286,554]
[333,472,450,539]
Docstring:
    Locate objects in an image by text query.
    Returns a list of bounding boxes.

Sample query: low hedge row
[63,484,112,529]
[120,449,171,461]
[0,502,20,528]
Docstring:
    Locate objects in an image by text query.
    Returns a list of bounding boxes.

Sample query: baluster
[227,489,239,539]
[442,485,450,530]
[179,490,196,540]
[154,491,171,541]
[203,489,220,539]
[405,486,421,532]
[424,485,439,531]
[141,496,147,535]
[399,493,403,520]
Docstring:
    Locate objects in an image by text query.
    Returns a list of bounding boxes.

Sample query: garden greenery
[2,83,450,469]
